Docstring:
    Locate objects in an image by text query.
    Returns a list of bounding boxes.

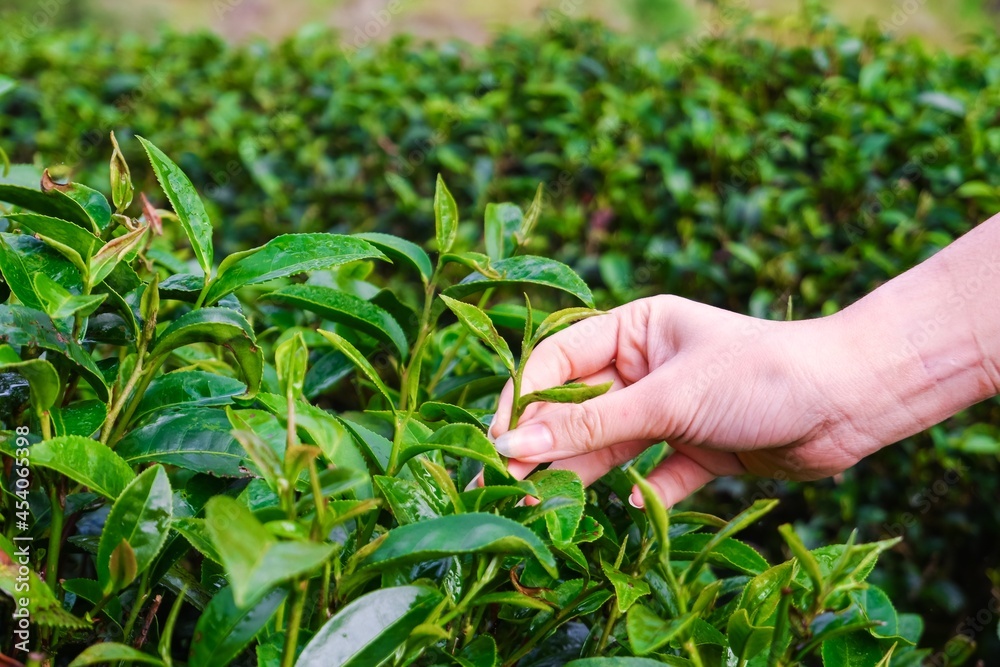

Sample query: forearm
[824,211,1000,451]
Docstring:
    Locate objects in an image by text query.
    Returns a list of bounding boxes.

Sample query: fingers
[492,379,669,462]
[491,310,622,440]
[629,447,744,509]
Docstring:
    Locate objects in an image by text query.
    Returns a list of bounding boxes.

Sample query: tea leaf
[0,232,84,313]
[439,294,515,373]
[532,307,604,343]
[0,348,59,415]
[517,183,544,245]
[354,513,558,578]
[147,308,263,398]
[205,496,334,607]
[88,223,148,287]
[354,232,433,284]
[138,136,214,276]
[0,182,97,231]
[9,212,102,262]
[0,564,89,630]
[445,255,594,307]
[275,332,309,400]
[484,202,522,262]
[15,436,135,500]
[727,608,773,662]
[528,469,585,544]
[779,523,824,594]
[317,329,395,411]
[520,381,613,408]
[601,560,650,613]
[188,586,287,667]
[297,585,443,667]
[0,304,109,401]
[117,406,256,477]
[109,132,133,213]
[625,604,696,655]
[565,660,688,667]
[131,371,247,423]
[262,284,409,357]
[203,233,385,305]
[398,423,506,475]
[97,465,174,594]
[34,274,107,321]
[67,643,165,667]
[670,534,769,576]
[820,632,885,667]
[434,174,459,254]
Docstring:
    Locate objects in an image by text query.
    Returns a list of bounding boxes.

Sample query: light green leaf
[626,605,696,655]
[439,294,515,373]
[138,136,214,276]
[205,496,335,607]
[34,274,107,320]
[434,174,459,254]
[445,255,594,307]
[520,381,612,408]
[317,329,395,411]
[68,643,165,667]
[19,436,134,500]
[484,202,522,262]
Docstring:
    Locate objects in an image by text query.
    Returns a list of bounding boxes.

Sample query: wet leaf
[354,232,432,284]
[188,586,287,667]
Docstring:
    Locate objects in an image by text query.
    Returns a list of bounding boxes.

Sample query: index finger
[490,309,621,439]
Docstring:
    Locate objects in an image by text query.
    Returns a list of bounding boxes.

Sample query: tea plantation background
[2,0,1000,661]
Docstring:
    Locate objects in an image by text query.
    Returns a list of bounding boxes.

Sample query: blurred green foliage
[1,3,999,658]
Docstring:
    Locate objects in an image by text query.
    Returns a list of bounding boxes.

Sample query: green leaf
[138,136,214,276]
[88,223,148,287]
[0,232,84,313]
[203,233,384,305]
[317,329,395,410]
[532,307,604,343]
[727,608,774,662]
[68,643,165,667]
[109,132,134,213]
[457,635,499,667]
[0,348,59,415]
[517,183,544,244]
[626,604,696,655]
[189,586,287,667]
[520,381,613,408]
[434,174,459,254]
[601,560,651,613]
[97,465,173,594]
[0,563,89,630]
[0,304,109,401]
[9,212,102,262]
[173,518,223,563]
[528,469,585,544]
[418,401,486,428]
[355,513,558,577]
[398,423,506,475]
[339,417,391,473]
[275,332,309,399]
[484,202,522,262]
[262,284,409,357]
[738,560,795,625]
[148,307,263,398]
[682,499,778,581]
[205,496,335,606]
[374,475,441,524]
[439,294,515,373]
[52,400,107,438]
[0,183,97,231]
[34,274,107,320]
[354,232,432,284]
[51,179,113,233]
[780,523,824,594]
[670,534,769,576]
[116,406,257,477]
[445,255,594,307]
[566,660,690,667]
[22,436,134,500]
[821,632,884,667]
[297,585,443,667]
[132,371,247,423]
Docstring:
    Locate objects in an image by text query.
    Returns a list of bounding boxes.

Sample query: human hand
[487,295,907,508]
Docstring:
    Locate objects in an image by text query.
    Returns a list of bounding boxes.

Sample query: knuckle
[573,404,604,451]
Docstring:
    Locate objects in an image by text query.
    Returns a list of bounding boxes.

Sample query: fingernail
[492,424,553,458]
[487,414,497,443]
[463,472,483,492]
[628,491,645,509]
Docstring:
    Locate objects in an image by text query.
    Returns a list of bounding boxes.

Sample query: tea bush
[1,2,999,658]
[0,139,931,665]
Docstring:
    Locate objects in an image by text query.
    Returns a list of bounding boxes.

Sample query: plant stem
[425,289,494,395]
[122,570,152,643]
[103,305,158,446]
[282,580,308,667]
[502,585,606,667]
[44,480,64,591]
[595,602,620,654]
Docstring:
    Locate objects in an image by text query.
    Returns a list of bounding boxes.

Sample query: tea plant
[0,139,929,666]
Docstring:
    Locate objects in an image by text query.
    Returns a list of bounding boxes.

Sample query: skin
[488,212,1000,508]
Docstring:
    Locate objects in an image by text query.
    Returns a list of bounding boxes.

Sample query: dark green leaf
[485,202,522,262]
[188,586,287,667]
[398,423,506,476]
[262,284,409,357]
[0,232,83,312]
[203,233,384,305]
[355,513,558,577]
[528,469,585,544]
[0,183,96,231]
[671,533,769,576]
[132,371,247,422]
[67,643,165,667]
[9,212,102,262]
[148,308,263,398]
[297,585,443,667]
[354,232,432,284]
[445,255,594,307]
[97,465,173,594]
[23,436,134,500]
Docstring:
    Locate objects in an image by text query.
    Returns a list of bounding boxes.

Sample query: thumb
[492,379,682,463]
